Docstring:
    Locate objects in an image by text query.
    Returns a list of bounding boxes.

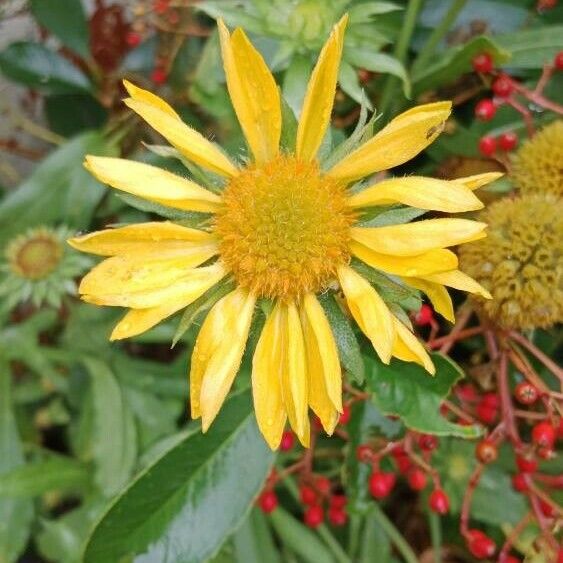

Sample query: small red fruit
[280,430,295,451]
[555,51,563,70]
[466,529,496,559]
[429,489,450,515]
[492,74,514,97]
[531,421,556,448]
[475,99,497,121]
[356,444,373,462]
[330,494,347,509]
[511,473,529,492]
[258,490,278,513]
[126,32,141,47]
[498,131,518,151]
[537,0,558,11]
[478,135,497,157]
[475,440,498,464]
[407,468,427,491]
[300,485,317,505]
[304,504,324,528]
[315,476,331,495]
[539,498,554,517]
[339,405,351,425]
[472,52,494,74]
[369,471,396,499]
[537,445,554,460]
[499,555,520,563]
[514,381,538,404]
[476,392,499,424]
[418,434,439,451]
[153,0,170,14]
[328,506,347,526]
[151,67,167,85]
[414,304,433,326]
[395,455,412,474]
[516,454,538,473]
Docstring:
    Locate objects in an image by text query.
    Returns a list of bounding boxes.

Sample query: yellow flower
[70,16,497,449]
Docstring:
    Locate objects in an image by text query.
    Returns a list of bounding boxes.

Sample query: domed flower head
[70,16,497,449]
[511,120,563,197]
[459,194,562,330]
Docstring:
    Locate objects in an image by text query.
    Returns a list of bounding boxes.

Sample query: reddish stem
[460,464,484,536]
[498,512,533,561]
[428,326,484,350]
[503,97,536,137]
[509,331,563,382]
[498,351,521,446]
[439,305,473,354]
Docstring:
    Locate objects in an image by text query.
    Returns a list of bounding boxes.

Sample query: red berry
[414,304,433,326]
[315,476,331,495]
[153,0,169,14]
[407,468,427,491]
[539,499,554,517]
[418,434,439,452]
[126,32,141,47]
[478,135,497,157]
[280,431,295,451]
[258,490,278,513]
[472,52,494,74]
[429,489,450,515]
[328,506,347,526]
[466,529,496,559]
[537,0,558,10]
[492,74,514,97]
[475,99,497,121]
[300,485,317,505]
[498,131,519,151]
[516,454,538,473]
[330,494,347,509]
[395,455,412,474]
[151,67,167,85]
[339,405,351,425]
[555,51,563,70]
[369,471,396,499]
[482,392,500,408]
[531,421,556,448]
[514,381,538,404]
[457,383,479,403]
[356,444,373,462]
[391,444,407,458]
[304,504,324,528]
[475,440,498,464]
[537,445,554,460]
[559,547,563,563]
[499,556,520,563]
[512,473,529,492]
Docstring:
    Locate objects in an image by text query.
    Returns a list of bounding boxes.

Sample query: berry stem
[460,464,484,536]
[509,331,563,381]
[439,304,473,354]
[498,511,532,561]
[503,97,536,136]
[428,326,484,350]
[442,399,477,425]
[498,350,521,445]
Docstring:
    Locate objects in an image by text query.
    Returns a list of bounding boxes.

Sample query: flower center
[8,231,62,280]
[214,155,355,299]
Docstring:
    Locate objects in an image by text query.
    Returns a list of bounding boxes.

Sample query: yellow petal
[111,299,190,341]
[296,14,348,161]
[403,277,455,322]
[79,250,218,297]
[327,101,452,182]
[351,241,458,277]
[351,219,487,257]
[192,289,256,429]
[68,221,213,257]
[252,307,287,449]
[338,265,394,363]
[82,263,226,308]
[300,295,341,435]
[124,97,237,177]
[424,269,492,299]
[347,176,483,212]
[454,172,504,191]
[84,156,221,213]
[123,80,179,118]
[218,21,281,164]
[392,317,435,374]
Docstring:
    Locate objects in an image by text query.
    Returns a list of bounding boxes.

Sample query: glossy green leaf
[496,25,563,68]
[348,1,402,23]
[29,0,90,58]
[45,94,107,136]
[83,357,137,496]
[338,59,370,107]
[318,293,365,384]
[83,390,274,563]
[282,55,311,116]
[233,509,281,563]
[365,353,483,438]
[412,36,510,95]
[0,361,34,562]
[280,95,299,153]
[0,42,92,94]
[0,131,117,247]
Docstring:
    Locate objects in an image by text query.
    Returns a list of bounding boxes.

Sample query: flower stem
[369,503,418,563]
[428,510,443,563]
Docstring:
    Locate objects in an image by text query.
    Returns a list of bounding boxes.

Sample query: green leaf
[412,36,510,95]
[45,94,107,136]
[83,390,274,563]
[348,2,402,24]
[338,59,371,107]
[365,353,483,438]
[233,509,281,563]
[29,0,90,58]
[357,206,427,227]
[269,507,335,563]
[496,25,563,69]
[0,42,92,94]
[0,131,118,247]
[0,361,33,562]
[280,95,299,153]
[83,358,137,496]
[0,455,91,497]
[318,293,365,384]
[282,55,312,116]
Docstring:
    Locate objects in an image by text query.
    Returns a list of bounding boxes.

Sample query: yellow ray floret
[392,317,435,374]
[454,172,503,191]
[218,20,281,164]
[423,269,492,299]
[403,276,455,323]
[296,14,348,161]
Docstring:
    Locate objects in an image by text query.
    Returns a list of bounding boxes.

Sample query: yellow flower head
[511,120,563,197]
[459,194,562,330]
[70,17,498,449]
